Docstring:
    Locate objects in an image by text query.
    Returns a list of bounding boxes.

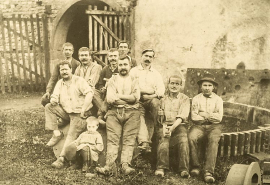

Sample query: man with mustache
[74,47,103,116]
[41,42,80,106]
[118,41,137,67]
[44,60,94,168]
[96,56,140,175]
[188,73,223,183]
[155,75,190,178]
[130,49,165,152]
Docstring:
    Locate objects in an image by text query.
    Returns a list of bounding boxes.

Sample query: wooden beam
[86,10,129,16]
[92,15,120,43]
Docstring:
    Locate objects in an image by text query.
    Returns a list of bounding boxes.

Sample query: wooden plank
[104,6,108,65]
[19,15,27,87]
[30,14,39,88]
[109,7,113,49]
[99,14,103,52]
[261,129,266,152]
[12,14,22,92]
[36,14,44,85]
[94,6,98,51]
[256,131,262,153]
[238,132,245,155]
[244,132,251,154]
[0,14,11,92]
[6,18,16,92]
[250,131,256,153]
[85,9,129,16]
[114,13,118,47]
[24,17,33,90]
[219,134,224,157]
[224,134,231,157]
[88,5,93,50]
[2,22,40,48]
[42,14,50,83]
[123,13,127,41]
[231,134,238,156]
[92,15,120,45]
[0,52,5,93]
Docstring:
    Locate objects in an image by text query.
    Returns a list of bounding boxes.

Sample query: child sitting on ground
[65,116,104,173]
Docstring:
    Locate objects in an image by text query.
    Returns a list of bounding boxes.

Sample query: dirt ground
[0,92,233,185]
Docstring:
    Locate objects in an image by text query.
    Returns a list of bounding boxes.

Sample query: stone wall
[134,0,270,81]
[1,0,270,81]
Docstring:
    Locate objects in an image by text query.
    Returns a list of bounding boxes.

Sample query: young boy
[65,117,104,172]
[155,75,190,178]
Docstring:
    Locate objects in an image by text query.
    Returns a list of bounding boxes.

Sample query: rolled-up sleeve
[209,97,223,124]
[78,78,93,96]
[50,80,61,103]
[131,78,140,103]
[106,78,119,104]
[191,96,205,122]
[155,72,165,98]
[176,95,190,122]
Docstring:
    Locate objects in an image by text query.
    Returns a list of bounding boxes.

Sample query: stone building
[1,0,270,81]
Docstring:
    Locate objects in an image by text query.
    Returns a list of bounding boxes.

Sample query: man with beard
[97,48,119,98]
[130,49,165,152]
[96,56,140,175]
[41,42,80,106]
[44,61,94,168]
[188,73,223,183]
[118,41,137,67]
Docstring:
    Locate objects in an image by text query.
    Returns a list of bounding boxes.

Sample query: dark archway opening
[66,5,89,60]
[65,1,108,60]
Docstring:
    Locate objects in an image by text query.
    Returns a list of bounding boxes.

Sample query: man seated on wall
[155,75,190,178]
[118,41,137,67]
[96,56,141,175]
[130,49,165,152]
[44,60,94,168]
[188,73,223,183]
[41,42,80,106]
[74,47,103,116]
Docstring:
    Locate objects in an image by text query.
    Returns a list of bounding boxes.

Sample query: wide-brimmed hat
[197,73,218,86]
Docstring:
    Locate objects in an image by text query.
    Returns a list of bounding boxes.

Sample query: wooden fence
[86,5,131,65]
[0,13,50,93]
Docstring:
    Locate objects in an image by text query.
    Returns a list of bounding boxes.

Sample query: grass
[0,93,244,185]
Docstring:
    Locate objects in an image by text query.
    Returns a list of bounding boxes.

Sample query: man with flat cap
[188,73,223,183]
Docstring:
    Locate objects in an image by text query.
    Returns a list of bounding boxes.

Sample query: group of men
[41,41,223,183]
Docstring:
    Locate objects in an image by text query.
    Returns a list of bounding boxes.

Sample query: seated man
[41,42,80,106]
[155,75,190,178]
[188,73,223,183]
[96,56,140,175]
[44,61,94,168]
[130,49,165,151]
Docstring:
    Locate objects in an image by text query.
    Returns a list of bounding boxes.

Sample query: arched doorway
[50,0,131,67]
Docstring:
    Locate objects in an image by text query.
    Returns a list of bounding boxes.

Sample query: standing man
[130,49,165,151]
[118,41,137,67]
[74,47,102,89]
[188,73,223,183]
[96,56,141,175]
[45,61,94,168]
[41,42,80,106]
[155,75,190,178]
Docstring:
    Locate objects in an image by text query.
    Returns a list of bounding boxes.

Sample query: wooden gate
[0,13,50,93]
[86,5,131,66]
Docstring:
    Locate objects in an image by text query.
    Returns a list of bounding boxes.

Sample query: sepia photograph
[0,0,270,184]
